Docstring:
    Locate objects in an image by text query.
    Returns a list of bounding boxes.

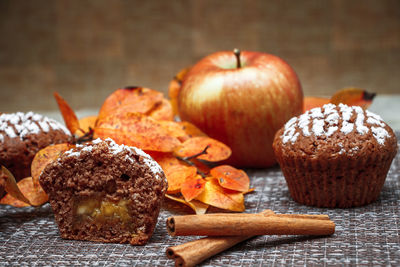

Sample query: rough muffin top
[0,111,71,142]
[62,138,165,182]
[40,137,167,194]
[274,104,398,159]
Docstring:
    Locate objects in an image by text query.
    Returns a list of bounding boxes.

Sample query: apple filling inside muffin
[73,197,140,234]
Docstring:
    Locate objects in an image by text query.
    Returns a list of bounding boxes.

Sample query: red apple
[177,50,303,167]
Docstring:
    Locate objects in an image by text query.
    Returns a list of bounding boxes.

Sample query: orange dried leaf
[211,165,250,192]
[195,177,245,212]
[168,67,191,116]
[0,177,48,207]
[157,121,206,143]
[94,112,180,152]
[77,115,97,137]
[177,121,207,142]
[330,87,376,109]
[181,174,206,202]
[174,136,231,162]
[192,159,211,175]
[150,152,185,170]
[244,188,255,194]
[98,87,164,120]
[165,194,208,215]
[54,92,80,134]
[31,143,72,189]
[0,166,31,206]
[159,121,188,139]
[303,97,330,112]
[147,99,174,121]
[165,165,197,194]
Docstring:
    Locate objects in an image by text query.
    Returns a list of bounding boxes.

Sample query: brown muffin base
[277,151,396,208]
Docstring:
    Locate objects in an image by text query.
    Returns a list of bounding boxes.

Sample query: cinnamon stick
[167,236,250,267]
[166,210,275,267]
[167,213,335,237]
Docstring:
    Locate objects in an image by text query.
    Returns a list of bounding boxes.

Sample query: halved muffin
[39,138,167,245]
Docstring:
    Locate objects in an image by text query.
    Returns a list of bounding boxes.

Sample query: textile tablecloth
[1,134,399,266]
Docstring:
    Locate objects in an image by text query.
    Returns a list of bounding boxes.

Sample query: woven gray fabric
[1,133,399,266]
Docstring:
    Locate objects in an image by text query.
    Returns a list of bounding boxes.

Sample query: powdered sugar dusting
[366,116,385,127]
[371,127,390,145]
[298,113,311,136]
[92,138,102,144]
[103,138,164,180]
[310,108,324,119]
[282,118,299,143]
[64,138,164,181]
[339,104,353,121]
[326,126,338,136]
[0,112,71,141]
[326,113,339,125]
[312,119,325,136]
[4,126,17,138]
[64,151,81,158]
[338,143,345,154]
[341,121,354,134]
[132,146,164,178]
[323,103,337,115]
[281,104,391,145]
[354,106,369,135]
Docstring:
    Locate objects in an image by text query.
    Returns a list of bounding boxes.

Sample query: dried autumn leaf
[98,87,164,120]
[330,87,376,109]
[174,136,232,162]
[211,165,250,192]
[244,188,255,194]
[165,165,197,194]
[192,159,211,176]
[54,92,80,134]
[303,97,330,112]
[181,174,206,202]
[147,99,174,121]
[77,115,97,137]
[0,177,47,207]
[303,88,377,112]
[176,121,207,142]
[31,143,72,189]
[0,166,31,206]
[165,194,208,215]
[158,120,188,140]
[168,67,191,116]
[150,152,184,170]
[195,177,245,212]
[157,121,207,143]
[94,112,180,152]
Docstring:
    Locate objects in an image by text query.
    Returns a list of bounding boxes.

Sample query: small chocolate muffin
[39,138,167,245]
[0,112,71,180]
[273,103,398,208]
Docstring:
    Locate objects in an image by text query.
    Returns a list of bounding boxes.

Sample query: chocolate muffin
[273,103,398,208]
[0,111,71,180]
[39,138,167,245]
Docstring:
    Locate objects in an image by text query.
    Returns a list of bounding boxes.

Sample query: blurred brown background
[0,0,399,113]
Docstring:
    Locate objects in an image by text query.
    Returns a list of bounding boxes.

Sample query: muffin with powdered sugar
[39,138,167,245]
[273,103,397,208]
[0,111,71,182]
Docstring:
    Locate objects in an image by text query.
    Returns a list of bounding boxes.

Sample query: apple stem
[233,48,241,68]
